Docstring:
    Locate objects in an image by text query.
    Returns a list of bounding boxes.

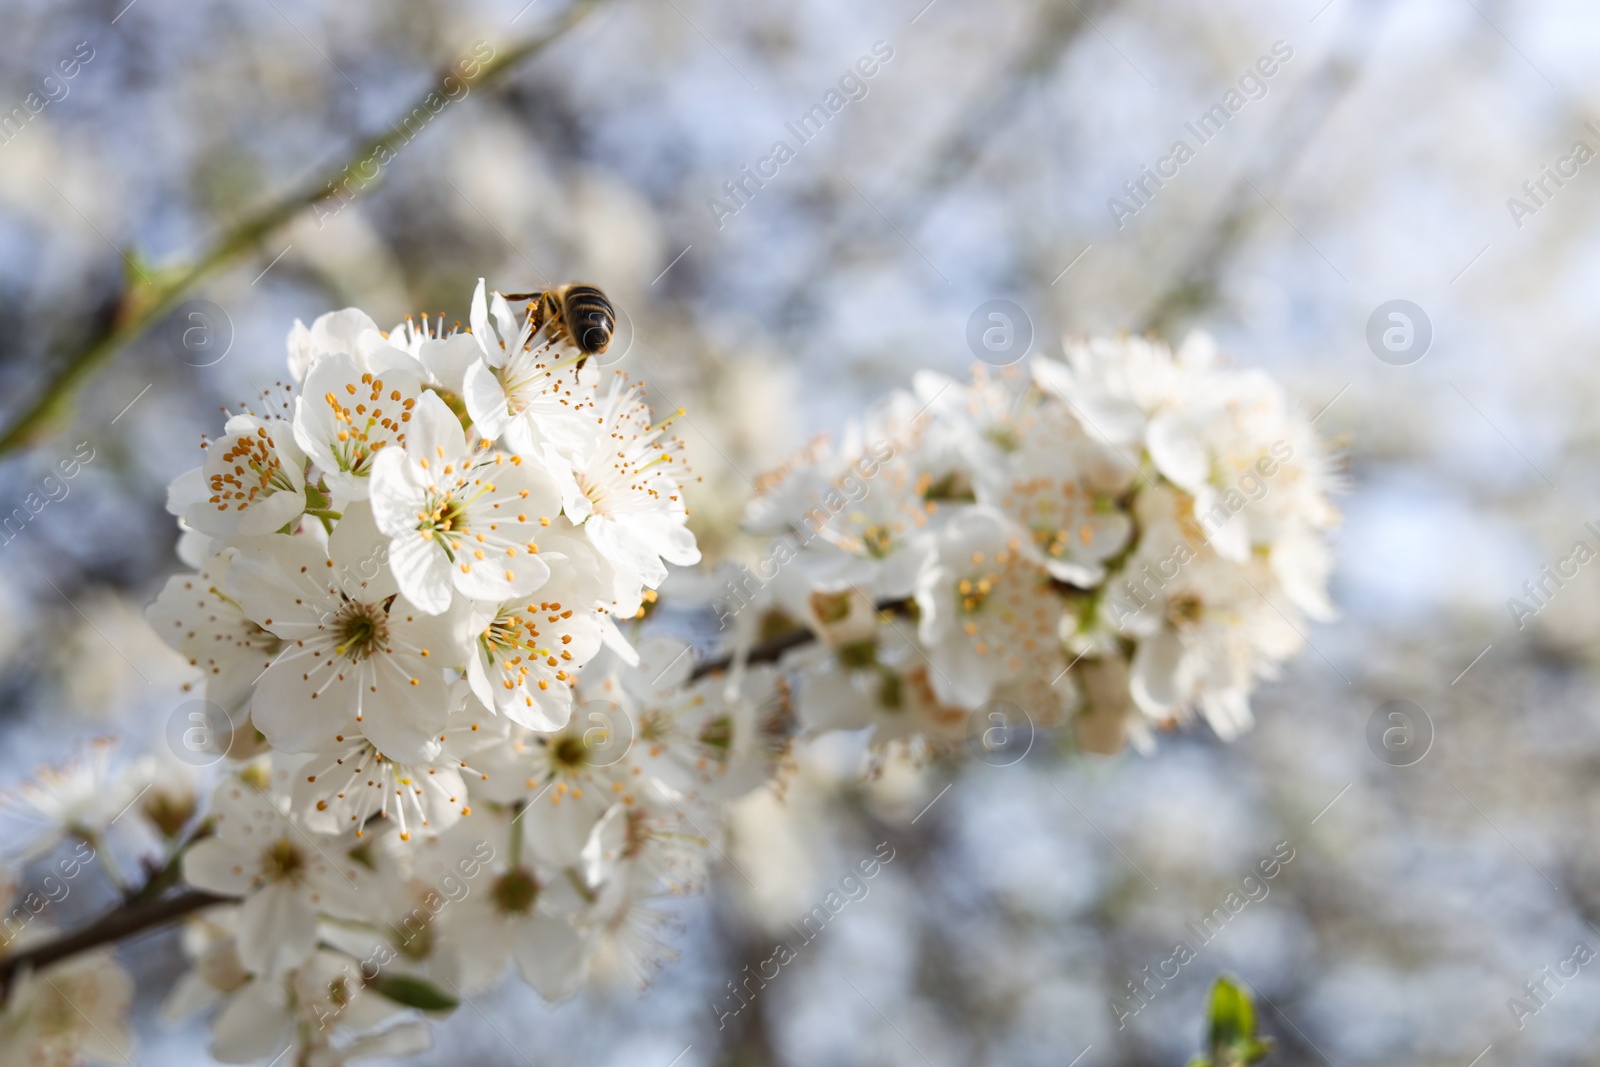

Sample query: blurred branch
[1136,0,1387,335]
[689,598,910,681]
[690,625,815,682]
[0,0,603,456]
[709,926,779,1067]
[0,889,229,995]
[773,0,1099,330]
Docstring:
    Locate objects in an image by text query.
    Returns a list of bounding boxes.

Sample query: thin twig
[1136,0,1386,335]
[772,0,1098,330]
[0,889,230,993]
[0,0,601,455]
[689,597,911,681]
[690,625,815,682]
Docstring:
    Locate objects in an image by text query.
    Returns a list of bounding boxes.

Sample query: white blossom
[463,525,607,732]
[226,514,469,765]
[432,808,588,999]
[184,415,307,537]
[542,377,700,588]
[0,738,141,860]
[914,506,1070,709]
[146,547,282,717]
[0,948,134,1067]
[369,389,563,614]
[181,779,365,976]
[293,353,422,500]
[463,278,598,456]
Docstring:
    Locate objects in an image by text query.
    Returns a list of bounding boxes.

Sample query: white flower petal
[235,883,318,975]
[409,389,470,465]
[512,915,588,1000]
[420,333,483,394]
[463,359,512,442]
[388,524,455,615]
[1129,629,1189,717]
[181,837,258,896]
[210,984,294,1064]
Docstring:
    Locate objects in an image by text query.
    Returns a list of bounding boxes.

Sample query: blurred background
[1,0,1598,1063]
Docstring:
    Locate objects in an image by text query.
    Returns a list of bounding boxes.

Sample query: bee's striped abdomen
[559,285,615,356]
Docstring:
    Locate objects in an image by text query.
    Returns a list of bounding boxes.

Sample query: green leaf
[368,973,458,1013]
[1202,975,1275,1067]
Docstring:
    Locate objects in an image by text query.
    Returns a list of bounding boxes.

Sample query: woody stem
[0,889,232,997]
[0,0,604,456]
[688,598,911,682]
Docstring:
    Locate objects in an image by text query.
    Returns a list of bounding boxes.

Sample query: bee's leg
[522,295,549,335]
[501,291,546,334]
[541,308,569,347]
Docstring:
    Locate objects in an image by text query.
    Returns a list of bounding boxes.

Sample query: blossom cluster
[0,311,1335,1066]
[126,282,783,1062]
[738,332,1338,757]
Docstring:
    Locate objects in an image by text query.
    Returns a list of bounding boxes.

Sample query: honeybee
[502,284,616,365]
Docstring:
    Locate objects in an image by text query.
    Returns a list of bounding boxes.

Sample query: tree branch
[1136,0,1387,335]
[772,0,1097,332]
[0,889,231,993]
[690,624,817,682]
[0,0,602,456]
[688,598,911,681]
